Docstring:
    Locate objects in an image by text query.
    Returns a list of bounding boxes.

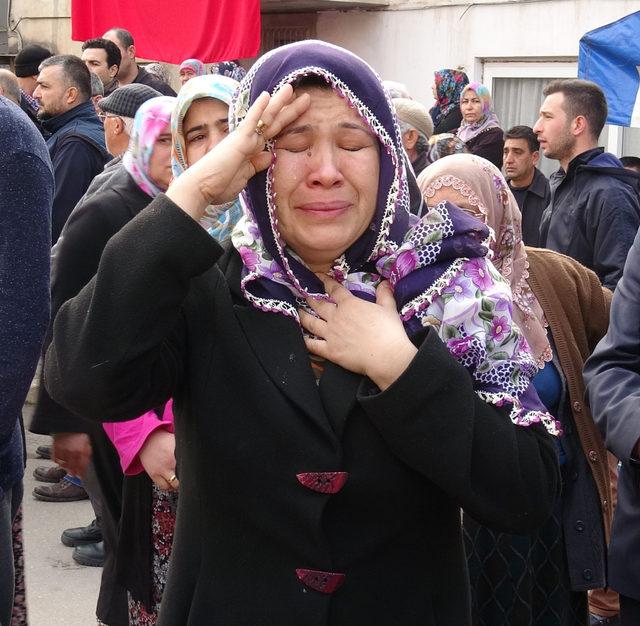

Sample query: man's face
[82,48,117,85]
[533,92,575,162]
[503,138,538,182]
[33,65,74,120]
[103,31,135,74]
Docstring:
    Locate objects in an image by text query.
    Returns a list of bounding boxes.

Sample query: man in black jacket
[103,27,176,96]
[503,125,550,247]
[81,37,121,96]
[535,79,640,290]
[33,55,110,243]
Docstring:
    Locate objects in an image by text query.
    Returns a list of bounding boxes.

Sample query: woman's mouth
[297,201,351,217]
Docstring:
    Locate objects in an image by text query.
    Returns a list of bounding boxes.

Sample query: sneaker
[61,519,102,547]
[35,444,52,459]
[72,541,105,567]
[33,480,88,502]
[33,465,67,483]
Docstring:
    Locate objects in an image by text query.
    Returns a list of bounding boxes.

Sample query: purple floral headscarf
[229,40,559,436]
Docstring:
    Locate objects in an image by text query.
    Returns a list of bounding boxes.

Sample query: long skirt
[127,485,177,626]
[464,500,588,626]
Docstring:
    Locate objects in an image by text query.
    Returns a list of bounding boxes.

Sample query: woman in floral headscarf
[429,68,469,134]
[47,41,559,626]
[211,59,247,82]
[418,153,615,626]
[456,81,504,169]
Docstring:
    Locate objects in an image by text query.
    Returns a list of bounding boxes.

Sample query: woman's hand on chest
[300,275,417,391]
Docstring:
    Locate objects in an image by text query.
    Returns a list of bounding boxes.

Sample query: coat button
[295,568,345,594]
[571,471,579,481]
[573,401,582,412]
[574,520,585,532]
[583,568,593,581]
[296,472,348,494]
[588,450,599,462]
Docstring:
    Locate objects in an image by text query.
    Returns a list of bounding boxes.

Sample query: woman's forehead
[284,87,371,132]
[183,97,229,126]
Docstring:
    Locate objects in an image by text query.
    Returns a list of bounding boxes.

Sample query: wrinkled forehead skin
[232,40,411,271]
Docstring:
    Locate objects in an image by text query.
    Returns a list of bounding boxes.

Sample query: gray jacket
[584,227,640,600]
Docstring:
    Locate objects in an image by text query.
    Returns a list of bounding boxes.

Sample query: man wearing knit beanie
[13,44,52,134]
[14,44,52,96]
[393,97,434,177]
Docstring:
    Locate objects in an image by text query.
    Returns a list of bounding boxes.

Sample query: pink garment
[103,400,174,475]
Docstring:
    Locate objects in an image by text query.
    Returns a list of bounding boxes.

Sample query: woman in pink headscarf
[178,58,205,85]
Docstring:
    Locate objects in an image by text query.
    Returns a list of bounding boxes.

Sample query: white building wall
[316,0,640,106]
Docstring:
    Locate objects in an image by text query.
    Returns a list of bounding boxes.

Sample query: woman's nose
[307,145,343,187]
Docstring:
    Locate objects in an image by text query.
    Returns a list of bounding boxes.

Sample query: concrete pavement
[21,405,101,625]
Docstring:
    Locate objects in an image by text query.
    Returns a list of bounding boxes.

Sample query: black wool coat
[45,195,559,626]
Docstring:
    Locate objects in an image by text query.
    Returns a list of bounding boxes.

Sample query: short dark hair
[543,79,608,139]
[39,55,92,100]
[620,156,640,172]
[504,125,539,153]
[106,28,134,49]
[82,38,122,69]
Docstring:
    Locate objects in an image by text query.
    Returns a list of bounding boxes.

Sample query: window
[261,13,316,55]
[484,61,576,176]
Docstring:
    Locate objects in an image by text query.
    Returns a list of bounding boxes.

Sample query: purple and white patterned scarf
[229,40,559,436]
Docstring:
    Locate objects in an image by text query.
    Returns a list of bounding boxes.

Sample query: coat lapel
[318,362,362,439]
[224,250,337,444]
[234,305,337,445]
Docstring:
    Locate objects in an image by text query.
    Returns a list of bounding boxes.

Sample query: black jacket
[430,106,463,135]
[31,171,152,626]
[133,66,176,96]
[509,168,551,247]
[45,194,558,626]
[539,147,640,290]
[584,228,640,601]
[464,126,504,170]
[41,100,110,244]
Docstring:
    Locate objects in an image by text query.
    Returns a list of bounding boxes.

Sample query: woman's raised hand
[300,276,417,391]
[167,84,310,220]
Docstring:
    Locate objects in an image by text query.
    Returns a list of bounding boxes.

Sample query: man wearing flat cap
[393,97,434,177]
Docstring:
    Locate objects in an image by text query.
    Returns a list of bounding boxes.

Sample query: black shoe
[72,540,105,567]
[35,444,52,459]
[61,519,102,547]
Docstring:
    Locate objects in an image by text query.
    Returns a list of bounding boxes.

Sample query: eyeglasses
[97,112,122,122]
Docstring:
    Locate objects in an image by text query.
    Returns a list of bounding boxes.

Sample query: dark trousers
[620,595,640,626]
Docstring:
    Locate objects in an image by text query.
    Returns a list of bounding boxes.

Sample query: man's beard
[544,128,575,162]
[36,108,55,121]
[36,102,65,121]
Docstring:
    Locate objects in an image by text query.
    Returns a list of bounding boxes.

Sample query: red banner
[71,0,261,64]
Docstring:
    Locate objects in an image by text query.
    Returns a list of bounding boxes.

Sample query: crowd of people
[2,25,640,626]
